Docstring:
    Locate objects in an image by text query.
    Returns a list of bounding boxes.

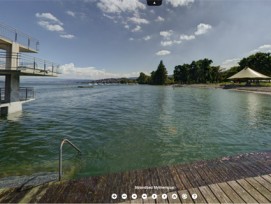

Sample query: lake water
[1,79,271,179]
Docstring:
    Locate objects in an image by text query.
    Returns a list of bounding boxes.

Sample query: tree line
[137,52,271,85]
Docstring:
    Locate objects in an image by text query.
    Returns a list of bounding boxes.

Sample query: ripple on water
[1,84,271,178]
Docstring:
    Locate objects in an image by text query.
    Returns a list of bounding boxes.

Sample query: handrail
[0,51,59,75]
[59,139,81,181]
[0,22,39,51]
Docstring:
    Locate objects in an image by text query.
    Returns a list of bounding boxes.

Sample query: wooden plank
[237,179,269,203]
[194,165,215,185]
[208,183,232,203]
[151,168,163,195]
[187,187,207,203]
[161,166,177,189]
[135,169,145,196]
[188,166,207,187]
[167,191,181,203]
[254,176,271,191]
[217,182,244,203]
[262,174,271,184]
[156,167,167,187]
[143,169,153,195]
[168,166,185,191]
[226,162,254,178]
[198,186,219,203]
[180,166,200,188]
[227,180,257,203]
[245,177,271,201]
[177,189,193,203]
[131,198,143,203]
[174,166,193,189]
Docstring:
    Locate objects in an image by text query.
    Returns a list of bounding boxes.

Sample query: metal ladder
[59,139,81,181]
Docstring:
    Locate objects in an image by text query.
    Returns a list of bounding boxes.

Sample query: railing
[0,51,58,75]
[0,88,4,102]
[0,23,39,51]
[59,139,81,181]
[19,87,35,101]
[0,87,34,103]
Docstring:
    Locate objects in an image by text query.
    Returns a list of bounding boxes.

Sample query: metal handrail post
[59,139,81,181]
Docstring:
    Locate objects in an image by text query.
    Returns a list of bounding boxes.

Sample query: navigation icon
[147,0,162,6]
[111,194,117,199]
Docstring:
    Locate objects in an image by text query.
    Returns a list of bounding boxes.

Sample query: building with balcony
[0,23,58,116]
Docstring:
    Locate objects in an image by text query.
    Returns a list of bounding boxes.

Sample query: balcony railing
[0,23,39,52]
[0,87,35,104]
[0,51,58,76]
[19,87,35,101]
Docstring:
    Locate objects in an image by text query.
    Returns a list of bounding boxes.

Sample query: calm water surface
[1,79,271,179]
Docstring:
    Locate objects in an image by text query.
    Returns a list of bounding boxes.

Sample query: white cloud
[128,16,149,24]
[161,41,173,46]
[250,44,271,54]
[156,50,171,56]
[221,58,240,69]
[129,37,134,41]
[180,34,195,40]
[59,63,139,79]
[161,40,182,46]
[143,35,151,41]
[124,24,129,29]
[36,12,75,39]
[60,34,75,39]
[160,30,173,39]
[38,21,64,32]
[66,10,75,17]
[195,23,212,35]
[167,0,194,7]
[97,0,146,13]
[103,13,115,20]
[131,25,141,32]
[36,12,63,25]
[155,16,165,22]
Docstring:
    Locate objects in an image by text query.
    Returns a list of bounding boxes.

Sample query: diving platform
[0,23,39,53]
[0,23,58,116]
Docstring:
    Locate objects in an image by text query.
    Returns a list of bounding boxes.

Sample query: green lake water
[1,79,271,179]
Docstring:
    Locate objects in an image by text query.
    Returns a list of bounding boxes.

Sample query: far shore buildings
[0,23,58,116]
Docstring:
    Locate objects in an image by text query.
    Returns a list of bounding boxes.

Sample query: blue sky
[1,0,271,79]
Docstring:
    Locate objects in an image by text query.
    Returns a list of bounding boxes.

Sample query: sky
[1,0,271,79]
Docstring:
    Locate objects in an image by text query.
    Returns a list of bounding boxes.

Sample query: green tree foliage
[238,52,271,76]
[174,64,189,84]
[151,60,168,85]
[173,58,219,84]
[137,72,151,84]
[137,61,169,85]
[220,52,271,81]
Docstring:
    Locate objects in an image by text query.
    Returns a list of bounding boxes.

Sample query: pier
[1,150,271,203]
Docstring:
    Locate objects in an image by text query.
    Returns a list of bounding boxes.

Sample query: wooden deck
[1,151,271,203]
[128,174,271,203]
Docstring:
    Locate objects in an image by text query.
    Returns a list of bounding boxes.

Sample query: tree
[239,52,271,76]
[174,64,189,84]
[151,60,168,85]
[209,66,221,83]
[137,72,150,84]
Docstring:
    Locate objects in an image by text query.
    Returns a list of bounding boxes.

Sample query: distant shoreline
[173,83,271,95]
